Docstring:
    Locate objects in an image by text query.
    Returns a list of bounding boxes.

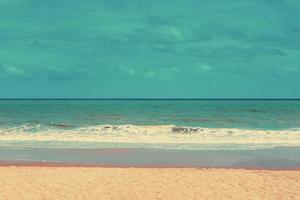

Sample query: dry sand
[0,167,300,200]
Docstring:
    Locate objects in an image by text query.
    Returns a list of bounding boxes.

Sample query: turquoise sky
[0,0,300,98]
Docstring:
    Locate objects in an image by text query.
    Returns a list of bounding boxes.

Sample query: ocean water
[0,99,300,150]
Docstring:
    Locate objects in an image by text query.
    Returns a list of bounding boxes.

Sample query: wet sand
[1,146,300,169]
[1,147,300,199]
[0,166,300,200]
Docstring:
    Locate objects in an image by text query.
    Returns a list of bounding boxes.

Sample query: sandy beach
[0,166,299,200]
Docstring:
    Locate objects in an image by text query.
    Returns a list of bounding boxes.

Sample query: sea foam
[0,124,300,150]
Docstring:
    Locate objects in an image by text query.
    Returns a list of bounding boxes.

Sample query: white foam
[0,124,300,150]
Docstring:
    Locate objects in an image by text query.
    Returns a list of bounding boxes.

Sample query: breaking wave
[0,124,300,150]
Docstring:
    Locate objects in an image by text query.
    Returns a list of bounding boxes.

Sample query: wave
[1,124,300,150]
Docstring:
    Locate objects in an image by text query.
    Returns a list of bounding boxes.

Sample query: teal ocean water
[0,100,300,150]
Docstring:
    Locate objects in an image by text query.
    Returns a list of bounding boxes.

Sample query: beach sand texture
[0,167,299,200]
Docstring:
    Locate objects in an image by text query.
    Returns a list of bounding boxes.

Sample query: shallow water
[1,146,300,169]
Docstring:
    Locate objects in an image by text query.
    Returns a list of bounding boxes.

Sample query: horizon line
[0,98,300,101]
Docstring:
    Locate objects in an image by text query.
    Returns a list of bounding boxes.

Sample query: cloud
[195,62,212,72]
[116,65,179,79]
[1,0,300,97]
[33,65,94,82]
[0,64,26,78]
[129,24,187,46]
[118,65,136,76]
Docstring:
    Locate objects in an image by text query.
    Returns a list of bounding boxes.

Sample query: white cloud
[195,62,212,72]
[161,26,185,41]
[118,65,136,76]
[1,64,26,78]
[145,70,155,77]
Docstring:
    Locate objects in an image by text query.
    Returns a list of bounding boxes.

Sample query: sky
[0,0,300,98]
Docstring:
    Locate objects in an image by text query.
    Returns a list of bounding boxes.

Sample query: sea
[1,99,300,151]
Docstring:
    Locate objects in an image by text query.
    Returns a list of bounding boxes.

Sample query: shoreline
[1,161,300,171]
[1,146,300,169]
